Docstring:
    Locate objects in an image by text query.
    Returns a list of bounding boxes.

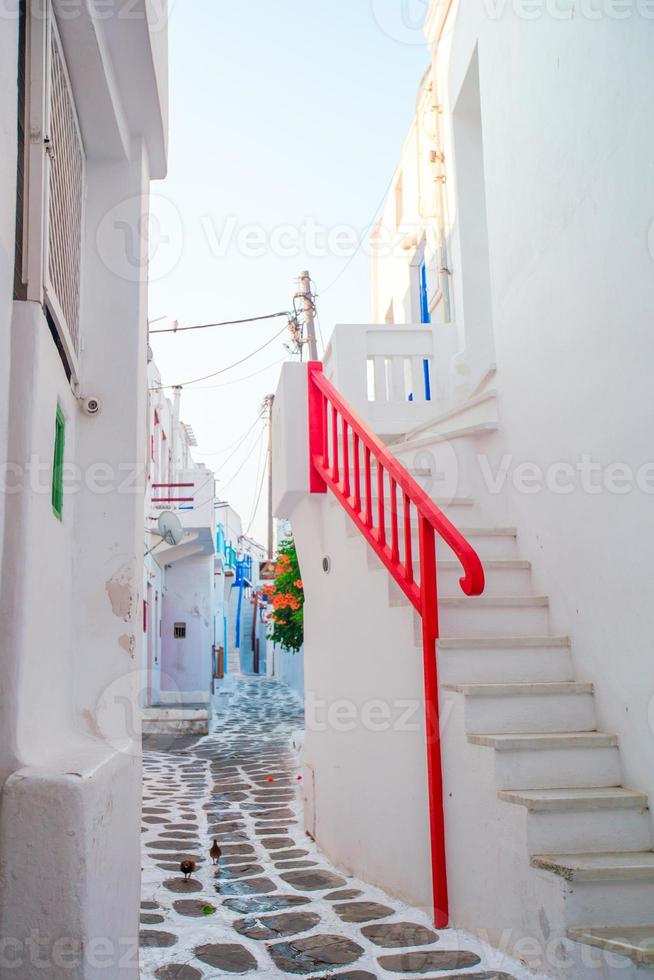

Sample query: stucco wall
[273,364,433,911]
[0,16,18,617]
[432,4,654,820]
[161,555,214,696]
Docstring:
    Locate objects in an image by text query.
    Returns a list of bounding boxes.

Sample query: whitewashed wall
[0,16,18,620]
[425,0,654,829]
[0,7,169,976]
[273,364,433,911]
[160,555,215,699]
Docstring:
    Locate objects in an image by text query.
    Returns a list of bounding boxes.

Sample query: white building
[0,2,168,975]
[142,361,219,733]
[274,3,654,977]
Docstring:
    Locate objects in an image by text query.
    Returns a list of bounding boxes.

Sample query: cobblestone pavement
[139,677,531,979]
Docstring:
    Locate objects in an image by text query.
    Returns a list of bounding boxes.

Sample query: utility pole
[299,270,319,362]
[265,394,275,559]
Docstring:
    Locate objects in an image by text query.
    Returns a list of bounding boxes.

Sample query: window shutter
[43,13,85,374]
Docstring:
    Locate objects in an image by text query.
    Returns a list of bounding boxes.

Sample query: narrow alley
[139,678,527,979]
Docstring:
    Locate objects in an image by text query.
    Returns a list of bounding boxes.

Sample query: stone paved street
[139,677,532,979]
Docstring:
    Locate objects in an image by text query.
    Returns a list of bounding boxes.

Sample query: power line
[219,425,266,495]
[245,460,268,537]
[197,410,265,460]
[182,356,288,393]
[245,422,269,534]
[316,170,397,297]
[149,311,292,334]
[148,324,290,390]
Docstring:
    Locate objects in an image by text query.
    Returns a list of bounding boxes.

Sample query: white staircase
[332,393,654,977]
[388,414,653,977]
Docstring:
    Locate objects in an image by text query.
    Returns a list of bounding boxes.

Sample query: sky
[148,0,429,546]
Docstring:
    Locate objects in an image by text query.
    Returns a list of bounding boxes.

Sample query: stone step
[437,559,533,596]
[500,788,652,855]
[389,420,499,455]
[566,880,654,932]
[444,682,596,735]
[499,787,650,813]
[437,527,519,561]
[379,557,534,597]
[388,388,499,448]
[437,635,574,684]
[531,851,654,882]
[468,732,622,790]
[438,595,551,638]
[568,925,654,967]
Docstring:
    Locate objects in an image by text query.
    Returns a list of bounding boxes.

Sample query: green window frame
[52,406,65,520]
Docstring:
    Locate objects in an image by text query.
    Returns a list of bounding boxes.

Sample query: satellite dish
[157,511,184,546]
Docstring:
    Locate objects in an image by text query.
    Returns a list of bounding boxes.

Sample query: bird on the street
[180,859,196,881]
[209,840,222,866]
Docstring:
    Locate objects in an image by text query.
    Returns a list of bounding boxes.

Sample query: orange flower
[294,579,303,590]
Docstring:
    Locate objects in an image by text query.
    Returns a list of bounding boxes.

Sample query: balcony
[148,467,216,562]
[323,324,458,440]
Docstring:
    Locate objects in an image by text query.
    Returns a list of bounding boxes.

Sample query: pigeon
[209,840,222,866]
[180,859,196,881]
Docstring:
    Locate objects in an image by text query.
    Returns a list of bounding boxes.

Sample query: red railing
[307,361,485,927]
[152,482,195,505]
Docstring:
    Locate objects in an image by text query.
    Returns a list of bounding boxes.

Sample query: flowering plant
[265,536,304,652]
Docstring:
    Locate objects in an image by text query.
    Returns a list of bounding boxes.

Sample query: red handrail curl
[307,361,485,928]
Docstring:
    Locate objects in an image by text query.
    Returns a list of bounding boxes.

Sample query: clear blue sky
[149,0,428,544]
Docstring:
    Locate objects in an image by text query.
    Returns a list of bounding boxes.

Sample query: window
[17,2,86,380]
[51,406,65,520]
[174,623,187,639]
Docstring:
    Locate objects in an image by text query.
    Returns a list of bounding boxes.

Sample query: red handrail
[307,361,485,927]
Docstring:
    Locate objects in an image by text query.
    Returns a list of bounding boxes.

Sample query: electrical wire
[149,311,292,334]
[148,323,290,390]
[245,455,268,537]
[316,170,398,297]
[244,423,269,534]
[196,410,265,459]
[182,356,288,393]
[218,425,266,495]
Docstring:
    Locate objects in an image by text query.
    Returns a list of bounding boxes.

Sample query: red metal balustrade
[307,361,485,927]
[152,482,195,505]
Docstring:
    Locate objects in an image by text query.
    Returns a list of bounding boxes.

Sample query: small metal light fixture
[322,556,331,574]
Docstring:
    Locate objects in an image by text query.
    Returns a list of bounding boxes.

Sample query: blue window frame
[419,261,432,401]
[419,260,431,325]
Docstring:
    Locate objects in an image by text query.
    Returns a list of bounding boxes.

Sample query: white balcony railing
[323,324,457,438]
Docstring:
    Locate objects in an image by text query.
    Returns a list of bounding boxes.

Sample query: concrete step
[436,527,519,561]
[388,388,499,448]
[142,705,210,736]
[437,635,574,684]
[389,420,499,455]
[438,595,550,638]
[381,556,534,597]
[499,787,650,813]
[500,788,652,854]
[566,880,654,932]
[531,850,654,928]
[438,559,533,596]
[468,732,622,790]
[444,681,596,734]
[532,851,654,882]
[568,925,654,967]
